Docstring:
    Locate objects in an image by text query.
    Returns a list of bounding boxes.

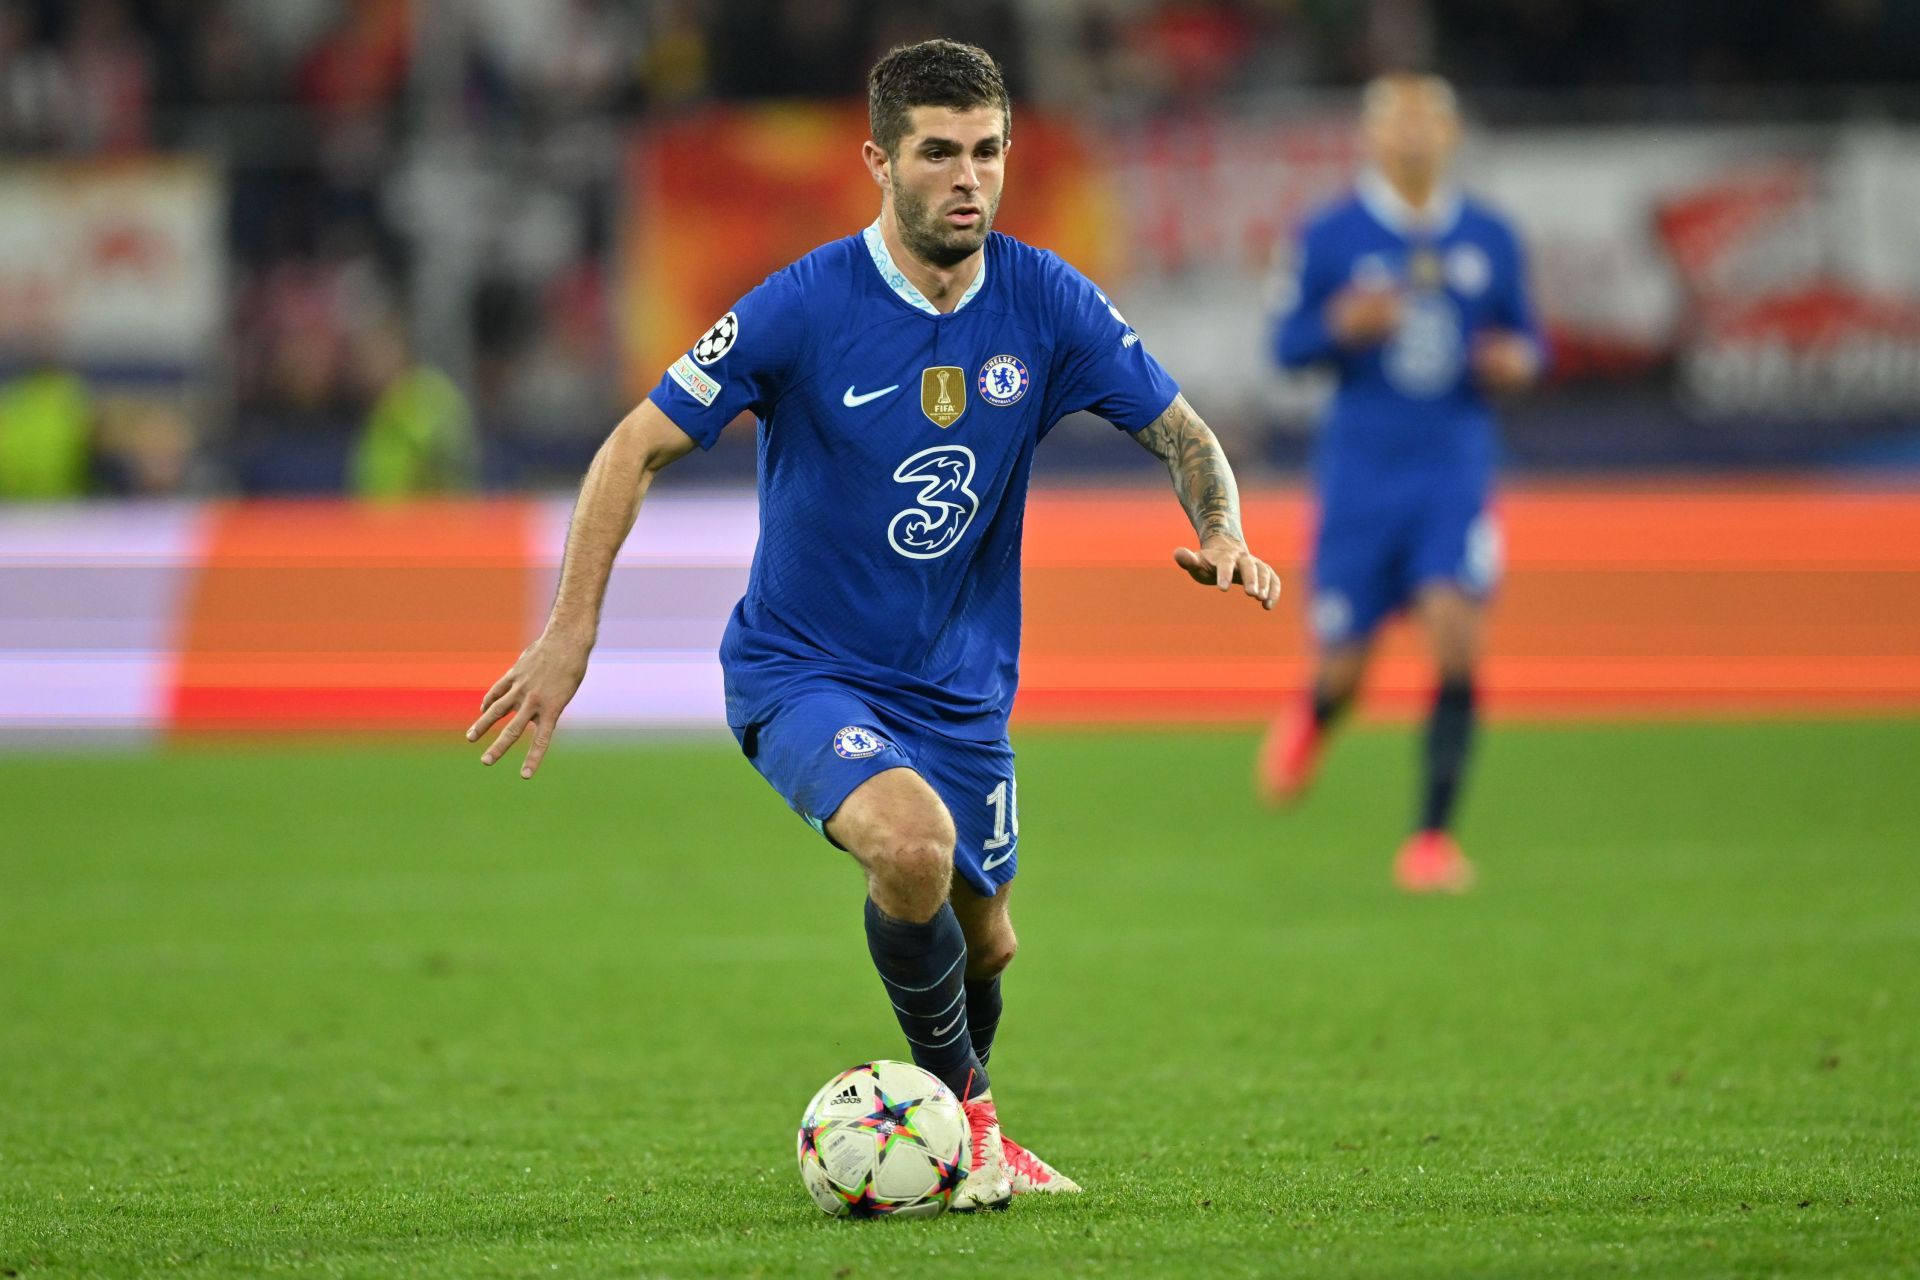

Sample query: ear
[861,139,890,191]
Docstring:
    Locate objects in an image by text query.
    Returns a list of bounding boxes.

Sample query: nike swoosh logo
[981,848,1013,872]
[932,1014,964,1037]
[843,383,900,408]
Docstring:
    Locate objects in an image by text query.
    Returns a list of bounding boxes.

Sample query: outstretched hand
[1174,537,1281,610]
[465,631,592,778]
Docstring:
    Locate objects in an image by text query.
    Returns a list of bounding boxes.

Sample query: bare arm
[466,398,698,776]
[1132,394,1280,610]
[1134,393,1245,543]
[542,399,697,642]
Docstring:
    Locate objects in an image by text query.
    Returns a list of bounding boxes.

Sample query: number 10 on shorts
[984,779,1019,850]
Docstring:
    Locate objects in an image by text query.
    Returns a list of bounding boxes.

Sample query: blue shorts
[1311,492,1502,647]
[731,683,1019,898]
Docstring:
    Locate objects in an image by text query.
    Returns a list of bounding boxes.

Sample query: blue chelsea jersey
[1273,172,1544,502]
[649,222,1180,741]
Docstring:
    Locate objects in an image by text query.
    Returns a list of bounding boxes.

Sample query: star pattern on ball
[932,1152,966,1195]
[834,1176,897,1219]
[852,1082,930,1159]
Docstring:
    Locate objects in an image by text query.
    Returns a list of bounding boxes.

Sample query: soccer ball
[796,1060,968,1218]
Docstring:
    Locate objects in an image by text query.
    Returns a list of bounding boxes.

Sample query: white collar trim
[1358,169,1462,238]
[863,218,987,316]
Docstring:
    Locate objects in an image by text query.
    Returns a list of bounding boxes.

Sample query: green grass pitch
[4,720,1917,1278]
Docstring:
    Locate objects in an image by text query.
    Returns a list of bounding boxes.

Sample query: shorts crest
[833,725,889,759]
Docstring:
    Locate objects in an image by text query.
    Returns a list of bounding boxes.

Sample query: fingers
[1210,549,1256,593]
[482,703,534,767]
[1177,545,1282,608]
[467,687,515,743]
[1179,546,1232,589]
[1253,559,1282,610]
[480,671,512,711]
[1176,544,1237,589]
[468,665,521,741]
[467,681,563,778]
[521,717,557,780]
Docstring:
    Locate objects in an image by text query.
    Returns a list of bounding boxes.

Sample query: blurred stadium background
[3,0,1918,737]
[6,6,1920,1275]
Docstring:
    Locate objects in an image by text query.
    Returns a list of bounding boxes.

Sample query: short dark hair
[867,39,1010,158]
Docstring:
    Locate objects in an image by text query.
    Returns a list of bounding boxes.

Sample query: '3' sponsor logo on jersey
[887,445,978,560]
[1385,293,1463,399]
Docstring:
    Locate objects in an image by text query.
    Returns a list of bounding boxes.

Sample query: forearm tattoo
[1134,395,1244,543]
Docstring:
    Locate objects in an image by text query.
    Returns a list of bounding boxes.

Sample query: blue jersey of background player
[1256,74,1544,894]
[467,39,1280,1210]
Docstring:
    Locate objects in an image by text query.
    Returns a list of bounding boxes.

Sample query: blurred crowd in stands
[2,0,1918,497]
[9,0,1915,136]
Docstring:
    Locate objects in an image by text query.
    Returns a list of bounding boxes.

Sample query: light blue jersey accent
[650,227,1180,741]
[862,219,988,316]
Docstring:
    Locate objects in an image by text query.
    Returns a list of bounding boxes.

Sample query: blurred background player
[348,314,476,499]
[0,328,94,500]
[1256,74,1543,893]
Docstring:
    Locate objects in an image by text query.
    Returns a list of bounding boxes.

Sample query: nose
[954,155,979,193]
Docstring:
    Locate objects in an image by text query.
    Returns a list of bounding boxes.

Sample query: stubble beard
[891,175,998,269]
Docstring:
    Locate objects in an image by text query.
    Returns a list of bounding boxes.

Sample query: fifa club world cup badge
[977,355,1030,407]
[920,366,966,428]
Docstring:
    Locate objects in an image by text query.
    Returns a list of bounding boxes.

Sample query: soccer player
[1255,74,1544,893]
[467,40,1279,1210]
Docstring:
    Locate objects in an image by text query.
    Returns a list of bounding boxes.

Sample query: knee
[966,925,1017,981]
[867,819,955,921]
[1421,598,1482,677]
[1318,666,1363,705]
[1316,649,1369,703]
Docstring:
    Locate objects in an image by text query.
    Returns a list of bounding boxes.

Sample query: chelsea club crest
[833,726,889,759]
[978,354,1029,407]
